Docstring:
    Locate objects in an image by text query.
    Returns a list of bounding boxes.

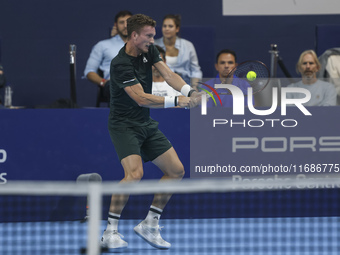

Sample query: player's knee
[178,167,185,179]
[125,167,144,181]
[170,164,185,179]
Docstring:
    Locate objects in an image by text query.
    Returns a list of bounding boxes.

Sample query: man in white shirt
[287,50,336,106]
[152,45,182,97]
[84,10,132,98]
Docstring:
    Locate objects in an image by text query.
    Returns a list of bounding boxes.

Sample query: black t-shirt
[109,44,162,127]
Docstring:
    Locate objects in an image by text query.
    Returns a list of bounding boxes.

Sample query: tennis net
[0,175,339,255]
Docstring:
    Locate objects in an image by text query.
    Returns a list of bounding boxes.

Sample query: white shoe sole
[100,237,128,252]
[134,225,170,250]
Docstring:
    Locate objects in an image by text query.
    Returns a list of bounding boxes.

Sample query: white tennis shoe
[134,220,171,249]
[100,230,128,251]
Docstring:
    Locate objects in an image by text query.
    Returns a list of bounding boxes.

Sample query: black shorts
[108,120,172,162]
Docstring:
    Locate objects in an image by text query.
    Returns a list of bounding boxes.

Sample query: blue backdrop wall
[0,0,340,107]
[1,107,339,220]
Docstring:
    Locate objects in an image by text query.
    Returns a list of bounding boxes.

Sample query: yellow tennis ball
[247,71,257,81]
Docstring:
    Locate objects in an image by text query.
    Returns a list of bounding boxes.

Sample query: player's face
[299,53,319,79]
[215,53,237,78]
[135,26,156,53]
[116,15,131,38]
[162,18,179,39]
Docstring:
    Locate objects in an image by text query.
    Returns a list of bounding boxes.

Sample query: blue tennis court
[1,217,339,255]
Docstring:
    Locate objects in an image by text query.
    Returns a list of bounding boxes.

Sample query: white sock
[144,205,163,227]
[106,212,120,232]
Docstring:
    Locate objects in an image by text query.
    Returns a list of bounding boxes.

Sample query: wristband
[180,84,192,97]
[175,96,178,107]
[100,79,106,86]
[188,89,196,97]
[164,96,175,108]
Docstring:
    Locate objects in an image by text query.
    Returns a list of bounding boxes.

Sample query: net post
[87,182,102,255]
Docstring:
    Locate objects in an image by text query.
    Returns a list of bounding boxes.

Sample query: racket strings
[233,63,269,78]
[199,61,270,95]
[229,61,270,94]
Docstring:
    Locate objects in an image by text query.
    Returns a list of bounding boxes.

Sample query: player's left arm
[153,61,204,106]
[153,61,187,92]
[153,60,203,98]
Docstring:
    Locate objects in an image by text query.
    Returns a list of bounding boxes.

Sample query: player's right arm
[124,83,192,109]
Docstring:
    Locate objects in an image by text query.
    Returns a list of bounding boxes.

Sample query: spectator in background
[84,10,132,100]
[152,45,181,97]
[155,14,202,90]
[326,55,340,104]
[318,47,340,105]
[287,50,336,106]
[0,64,6,108]
[205,49,250,107]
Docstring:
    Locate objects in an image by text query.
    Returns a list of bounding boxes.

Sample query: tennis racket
[198,60,270,96]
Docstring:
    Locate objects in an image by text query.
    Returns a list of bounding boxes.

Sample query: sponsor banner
[0,105,338,220]
[0,149,7,184]
[190,106,340,181]
[0,108,189,183]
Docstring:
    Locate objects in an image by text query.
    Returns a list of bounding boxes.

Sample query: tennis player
[100,14,201,251]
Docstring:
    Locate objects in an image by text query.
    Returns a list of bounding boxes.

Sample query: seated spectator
[326,55,340,104]
[318,48,340,99]
[155,14,202,89]
[84,10,132,100]
[152,45,181,97]
[287,50,336,106]
[204,49,250,107]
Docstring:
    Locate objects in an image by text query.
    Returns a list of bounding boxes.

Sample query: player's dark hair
[127,14,156,39]
[162,14,181,28]
[216,49,237,63]
[114,10,132,23]
[155,45,166,61]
